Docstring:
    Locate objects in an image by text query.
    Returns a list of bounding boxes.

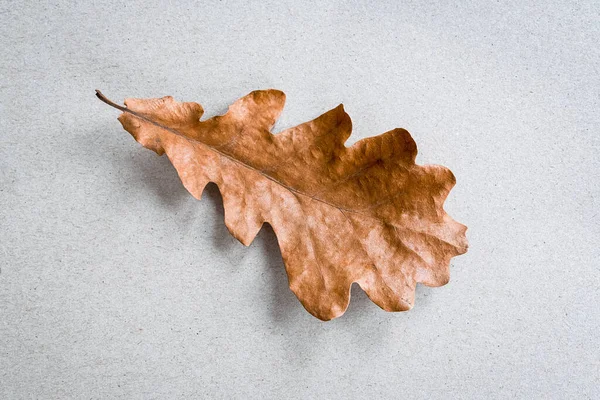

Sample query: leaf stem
[95,90,128,113]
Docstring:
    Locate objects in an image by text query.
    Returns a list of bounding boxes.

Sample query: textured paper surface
[1,1,599,398]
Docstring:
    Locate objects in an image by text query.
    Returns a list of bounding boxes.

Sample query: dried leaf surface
[97,89,468,320]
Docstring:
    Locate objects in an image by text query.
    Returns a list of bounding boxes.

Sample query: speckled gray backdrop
[1,1,599,398]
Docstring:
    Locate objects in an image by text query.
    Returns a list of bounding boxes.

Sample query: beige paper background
[1,1,598,398]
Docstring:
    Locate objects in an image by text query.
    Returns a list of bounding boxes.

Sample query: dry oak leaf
[97,89,468,321]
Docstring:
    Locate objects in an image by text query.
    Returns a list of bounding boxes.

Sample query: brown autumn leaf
[96,89,468,321]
